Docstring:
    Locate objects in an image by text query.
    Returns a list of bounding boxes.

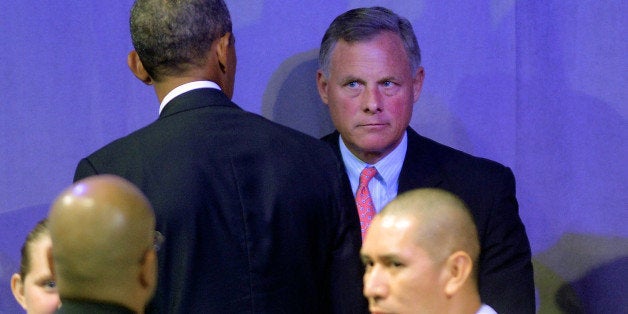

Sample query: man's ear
[412,66,425,104]
[139,249,157,292]
[10,273,27,310]
[316,70,330,105]
[443,251,473,297]
[127,50,153,85]
[216,32,233,74]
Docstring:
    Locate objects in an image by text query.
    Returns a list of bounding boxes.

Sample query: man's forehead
[328,43,411,79]
[363,215,420,252]
[361,239,427,264]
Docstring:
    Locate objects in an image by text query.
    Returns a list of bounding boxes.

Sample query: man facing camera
[361,188,498,314]
[317,6,534,313]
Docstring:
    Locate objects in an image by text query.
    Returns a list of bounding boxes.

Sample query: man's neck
[154,75,219,104]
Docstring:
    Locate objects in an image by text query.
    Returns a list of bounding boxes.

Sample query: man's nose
[361,86,383,113]
[363,265,389,299]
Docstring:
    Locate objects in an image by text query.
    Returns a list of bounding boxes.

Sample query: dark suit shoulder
[82,97,340,172]
[406,128,512,177]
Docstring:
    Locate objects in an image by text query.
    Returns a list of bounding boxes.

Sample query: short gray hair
[318,6,421,77]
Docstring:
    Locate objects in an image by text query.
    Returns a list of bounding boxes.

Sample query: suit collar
[159,88,234,119]
[321,130,343,159]
[322,128,444,192]
[159,81,221,114]
[398,128,444,192]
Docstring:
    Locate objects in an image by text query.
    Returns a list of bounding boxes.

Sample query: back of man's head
[129,0,232,81]
[48,174,157,312]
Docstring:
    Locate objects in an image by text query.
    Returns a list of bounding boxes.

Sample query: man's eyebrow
[361,253,402,262]
[378,75,401,83]
[379,254,400,261]
[338,75,362,84]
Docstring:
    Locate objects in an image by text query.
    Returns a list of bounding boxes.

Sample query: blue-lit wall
[1,1,625,312]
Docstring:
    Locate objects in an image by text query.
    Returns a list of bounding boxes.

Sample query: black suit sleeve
[479,167,535,314]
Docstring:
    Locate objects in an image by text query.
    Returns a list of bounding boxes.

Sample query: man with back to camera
[317,6,534,313]
[361,188,498,314]
[73,0,367,312]
[48,175,158,313]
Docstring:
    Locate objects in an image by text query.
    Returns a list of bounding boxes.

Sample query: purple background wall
[1,1,626,312]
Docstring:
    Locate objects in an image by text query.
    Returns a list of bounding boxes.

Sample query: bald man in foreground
[361,188,499,314]
[48,175,158,314]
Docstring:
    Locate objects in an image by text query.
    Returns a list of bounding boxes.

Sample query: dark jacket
[75,88,367,313]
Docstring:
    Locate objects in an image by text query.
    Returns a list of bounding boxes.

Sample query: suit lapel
[321,131,345,169]
[398,128,444,193]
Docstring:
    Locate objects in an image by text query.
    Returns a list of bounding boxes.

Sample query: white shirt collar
[476,304,498,314]
[339,131,407,203]
[159,81,221,114]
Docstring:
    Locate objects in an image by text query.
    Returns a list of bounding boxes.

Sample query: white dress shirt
[339,131,407,213]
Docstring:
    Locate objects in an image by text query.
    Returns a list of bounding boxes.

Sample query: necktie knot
[359,167,378,187]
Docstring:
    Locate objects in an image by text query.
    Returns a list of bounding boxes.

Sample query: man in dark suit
[316,7,535,313]
[73,0,366,313]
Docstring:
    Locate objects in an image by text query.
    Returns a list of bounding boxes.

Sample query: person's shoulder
[259,119,343,166]
[407,129,511,174]
[260,117,337,154]
[81,120,161,163]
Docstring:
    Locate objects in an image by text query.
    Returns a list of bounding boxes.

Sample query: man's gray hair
[318,6,421,77]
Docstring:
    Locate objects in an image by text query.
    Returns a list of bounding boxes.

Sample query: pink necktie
[356,167,378,239]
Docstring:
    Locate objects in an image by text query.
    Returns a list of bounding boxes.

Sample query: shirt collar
[339,131,407,190]
[159,81,221,114]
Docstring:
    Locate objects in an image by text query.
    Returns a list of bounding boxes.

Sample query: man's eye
[382,81,395,87]
[390,261,404,268]
[346,81,360,88]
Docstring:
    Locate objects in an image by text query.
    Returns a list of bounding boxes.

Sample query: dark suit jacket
[74,88,367,313]
[322,128,535,314]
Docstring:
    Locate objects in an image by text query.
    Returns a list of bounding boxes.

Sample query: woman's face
[11,235,60,314]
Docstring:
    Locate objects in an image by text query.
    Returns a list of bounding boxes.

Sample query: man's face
[317,31,424,164]
[361,215,445,314]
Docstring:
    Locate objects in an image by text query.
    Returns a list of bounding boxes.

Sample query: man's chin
[368,302,395,314]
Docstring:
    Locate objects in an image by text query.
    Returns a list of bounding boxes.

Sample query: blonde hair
[18,218,49,279]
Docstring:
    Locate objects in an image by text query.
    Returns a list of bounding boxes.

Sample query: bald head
[361,188,483,313]
[379,188,479,264]
[48,175,157,310]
